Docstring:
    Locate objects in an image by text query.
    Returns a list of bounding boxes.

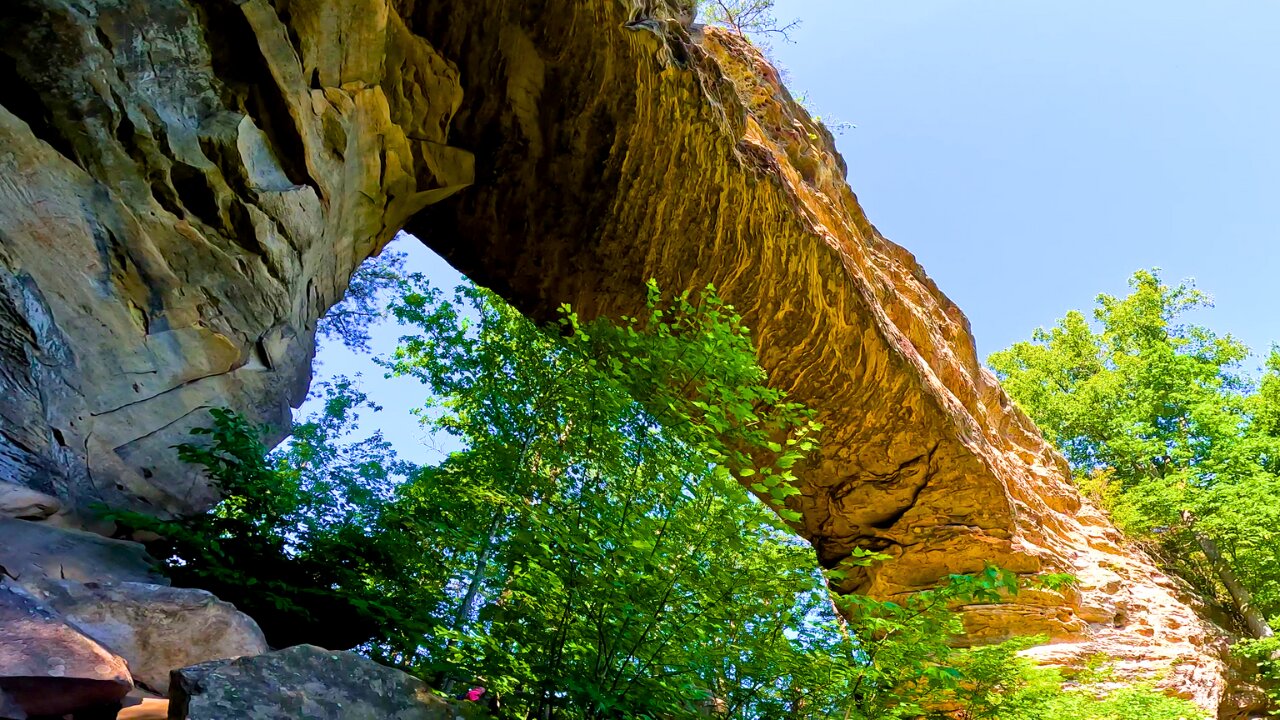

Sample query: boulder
[0,518,166,590]
[0,481,59,520]
[0,581,132,717]
[29,581,268,695]
[170,645,451,720]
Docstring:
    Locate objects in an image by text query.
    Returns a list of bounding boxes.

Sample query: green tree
[699,0,800,39]
[120,274,1200,718]
[380,279,836,717]
[989,269,1280,641]
[107,381,437,651]
[317,244,408,352]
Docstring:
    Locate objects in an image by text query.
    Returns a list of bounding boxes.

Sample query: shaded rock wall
[0,0,1256,714]
[0,0,471,516]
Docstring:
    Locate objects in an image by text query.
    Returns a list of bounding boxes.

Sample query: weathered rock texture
[170,645,453,720]
[0,0,471,516]
[29,580,269,694]
[0,0,1257,715]
[0,580,133,717]
[0,480,59,520]
[0,517,167,590]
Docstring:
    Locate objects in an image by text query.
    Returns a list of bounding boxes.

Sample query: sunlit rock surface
[0,0,1258,713]
[0,580,133,716]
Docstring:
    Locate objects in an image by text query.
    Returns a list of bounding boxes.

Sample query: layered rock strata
[0,0,472,516]
[0,0,1256,714]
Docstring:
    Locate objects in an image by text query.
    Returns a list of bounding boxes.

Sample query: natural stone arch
[0,0,1246,711]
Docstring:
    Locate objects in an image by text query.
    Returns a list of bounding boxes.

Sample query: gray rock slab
[170,645,453,720]
[0,518,166,589]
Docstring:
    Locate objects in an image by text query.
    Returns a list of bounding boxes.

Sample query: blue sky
[308,1,1280,460]
[768,0,1280,361]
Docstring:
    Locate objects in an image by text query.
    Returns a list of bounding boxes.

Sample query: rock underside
[0,0,1264,716]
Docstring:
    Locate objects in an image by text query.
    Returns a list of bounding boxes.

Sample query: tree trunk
[441,510,505,693]
[452,511,503,632]
[1182,510,1274,639]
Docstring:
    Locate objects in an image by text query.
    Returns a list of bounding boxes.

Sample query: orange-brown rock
[407,10,1256,714]
[117,697,170,720]
[0,0,1260,715]
[0,580,133,717]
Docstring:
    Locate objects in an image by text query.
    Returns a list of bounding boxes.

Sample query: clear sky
[308,1,1280,458]
[768,0,1280,363]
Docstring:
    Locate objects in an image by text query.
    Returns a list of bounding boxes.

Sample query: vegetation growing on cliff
[991,268,1280,698]
[699,0,799,40]
[116,275,1202,719]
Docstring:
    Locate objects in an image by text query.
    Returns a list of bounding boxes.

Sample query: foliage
[945,637,1205,720]
[379,279,839,717]
[699,0,800,40]
[123,272,1207,718]
[317,243,408,352]
[989,268,1280,701]
[106,383,433,650]
[1234,635,1280,699]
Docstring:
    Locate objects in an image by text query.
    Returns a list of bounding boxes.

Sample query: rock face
[0,0,472,516]
[169,645,453,720]
[0,480,60,520]
[0,581,133,717]
[29,580,269,695]
[0,0,1258,715]
[0,517,167,590]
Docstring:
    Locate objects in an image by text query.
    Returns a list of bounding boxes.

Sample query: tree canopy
[113,271,1204,719]
[991,268,1280,694]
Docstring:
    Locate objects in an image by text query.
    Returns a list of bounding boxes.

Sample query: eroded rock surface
[0,481,59,520]
[170,645,452,720]
[0,0,1258,714]
[0,580,133,717]
[29,580,269,695]
[0,0,472,516]
[0,517,167,590]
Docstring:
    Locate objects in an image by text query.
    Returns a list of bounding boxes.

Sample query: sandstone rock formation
[0,0,472,517]
[0,0,1259,715]
[0,517,167,590]
[0,481,60,520]
[117,697,171,720]
[0,580,133,717]
[29,580,269,695]
[170,645,455,720]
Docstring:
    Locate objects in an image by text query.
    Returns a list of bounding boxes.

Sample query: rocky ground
[0,497,470,719]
